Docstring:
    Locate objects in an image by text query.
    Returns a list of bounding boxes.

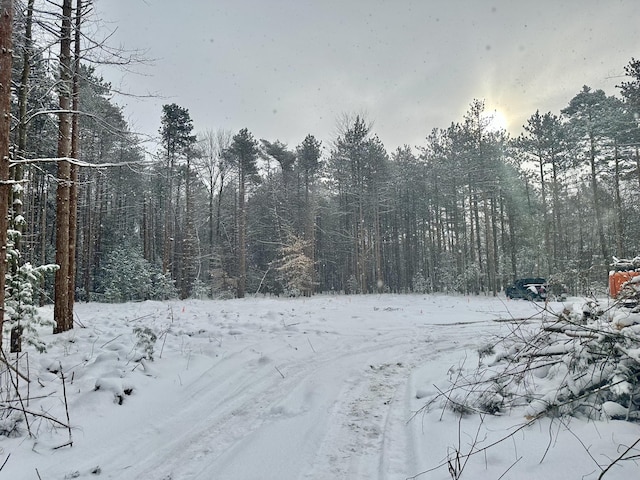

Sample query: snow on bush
[0,412,24,438]
[424,299,640,422]
[98,247,178,302]
[0,310,163,441]
[3,261,57,352]
[94,377,135,405]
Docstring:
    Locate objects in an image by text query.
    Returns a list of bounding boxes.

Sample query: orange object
[609,271,640,298]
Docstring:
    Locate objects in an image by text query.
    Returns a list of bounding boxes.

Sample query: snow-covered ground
[2,294,638,479]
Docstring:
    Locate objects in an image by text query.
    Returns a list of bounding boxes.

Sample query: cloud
[94,0,640,153]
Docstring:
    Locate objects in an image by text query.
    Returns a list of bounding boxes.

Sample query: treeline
[6,1,640,307]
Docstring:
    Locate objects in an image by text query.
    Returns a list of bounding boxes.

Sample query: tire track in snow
[186,331,435,480]
[301,326,482,480]
[79,316,496,480]
[87,326,420,478]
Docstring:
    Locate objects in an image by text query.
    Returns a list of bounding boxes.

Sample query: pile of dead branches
[426,298,640,422]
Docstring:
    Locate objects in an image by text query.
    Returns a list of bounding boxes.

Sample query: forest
[2,1,640,341]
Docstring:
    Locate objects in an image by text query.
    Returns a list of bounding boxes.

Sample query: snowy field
[2,294,638,479]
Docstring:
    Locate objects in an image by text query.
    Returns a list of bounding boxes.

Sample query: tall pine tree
[159,104,196,290]
[227,128,258,298]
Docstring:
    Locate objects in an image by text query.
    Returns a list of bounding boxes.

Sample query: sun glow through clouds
[483,109,509,132]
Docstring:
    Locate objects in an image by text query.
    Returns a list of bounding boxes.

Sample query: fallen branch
[0,454,10,472]
[307,337,316,353]
[100,334,123,349]
[0,350,30,383]
[598,437,640,479]
[3,405,69,429]
[60,365,73,447]
[1,349,33,437]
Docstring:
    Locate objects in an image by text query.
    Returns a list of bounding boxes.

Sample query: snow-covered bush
[412,272,431,294]
[1,224,58,352]
[457,262,481,295]
[133,326,157,361]
[273,232,314,297]
[98,247,178,302]
[3,261,57,353]
[0,411,24,438]
[434,251,457,292]
[190,278,210,299]
[346,275,359,294]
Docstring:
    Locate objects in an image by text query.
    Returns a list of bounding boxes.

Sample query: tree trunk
[374,197,383,293]
[0,0,14,344]
[237,169,246,298]
[635,146,640,193]
[67,0,82,323]
[82,175,92,301]
[14,0,33,241]
[588,131,607,263]
[39,177,48,305]
[54,0,73,333]
[304,177,315,296]
[8,0,35,352]
[612,141,623,256]
[538,147,551,273]
[357,195,365,292]
[142,195,151,261]
[551,149,563,271]
[181,156,197,299]
[162,154,173,274]
[482,194,494,294]
[471,185,483,292]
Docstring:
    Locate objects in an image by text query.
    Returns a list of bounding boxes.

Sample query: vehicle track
[74,314,496,480]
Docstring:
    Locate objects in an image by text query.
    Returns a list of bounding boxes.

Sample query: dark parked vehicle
[506,278,547,300]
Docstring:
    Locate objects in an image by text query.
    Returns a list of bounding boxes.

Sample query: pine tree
[4,253,57,352]
[618,58,640,112]
[561,87,618,264]
[296,134,322,295]
[159,104,197,292]
[328,116,390,293]
[227,128,258,298]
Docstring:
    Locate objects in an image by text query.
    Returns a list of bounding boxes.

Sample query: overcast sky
[92,0,640,153]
